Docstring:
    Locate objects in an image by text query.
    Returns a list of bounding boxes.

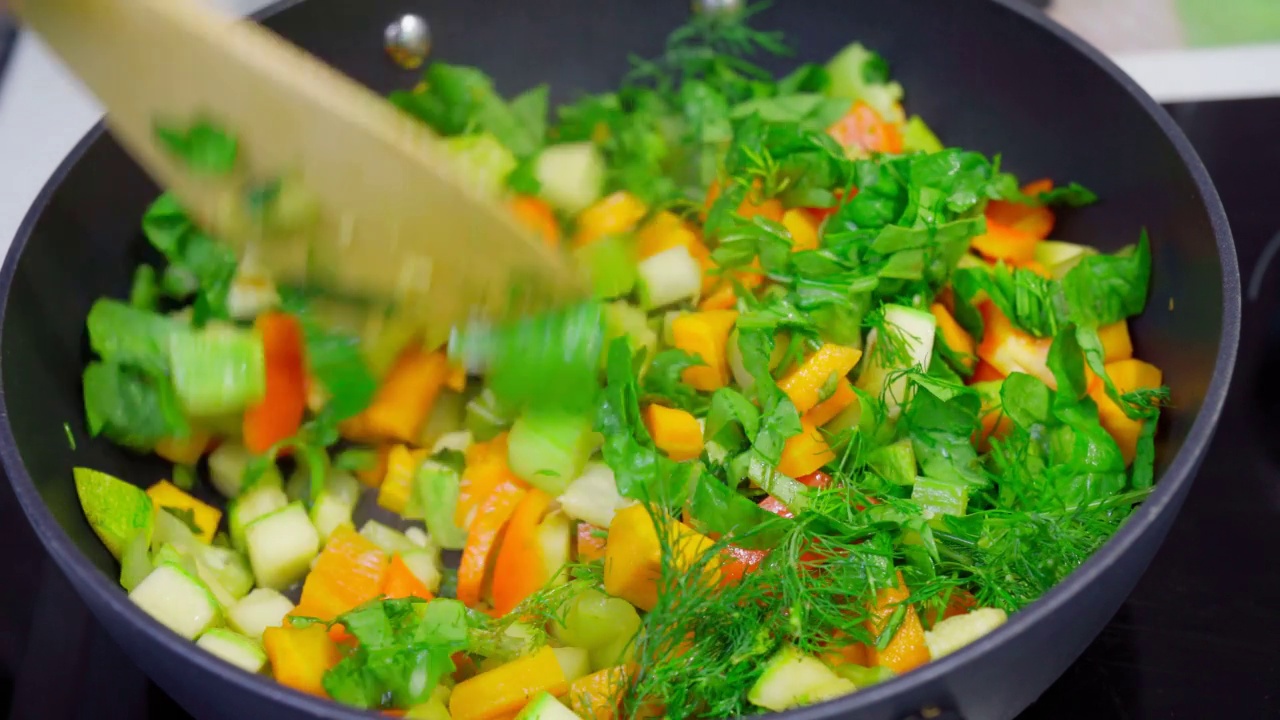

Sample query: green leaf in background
[83,361,189,451]
[153,118,239,175]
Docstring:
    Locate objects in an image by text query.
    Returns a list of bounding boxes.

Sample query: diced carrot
[509,195,561,250]
[263,625,341,697]
[457,478,528,607]
[778,344,863,414]
[1098,321,1133,362]
[805,379,858,428]
[294,526,389,621]
[357,445,392,488]
[930,303,976,371]
[970,359,1006,384]
[1089,359,1163,465]
[342,346,450,444]
[491,489,555,615]
[576,523,607,563]
[777,418,836,479]
[642,404,704,462]
[970,219,1039,263]
[456,433,517,529]
[154,428,213,465]
[243,312,307,454]
[976,302,1055,388]
[572,191,647,248]
[986,179,1056,240]
[383,552,435,601]
[671,310,739,391]
[827,101,904,155]
[782,208,820,252]
[865,574,931,674]
[449,646,570,720]
[566,666,630,720]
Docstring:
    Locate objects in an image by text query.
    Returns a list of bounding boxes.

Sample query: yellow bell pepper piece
[146,480,221,543]
[572,191,647,249]
[603,504,718,612]
[671,310,739,392]
[642,404,704,462]
[377,444,428,517]
[777,344,862,414]
[782,209,819,252]
[449,646,569,720]
[1090,359,1163,466]
[263,624,340,698]
[1098,321,1133,363]
[930,303,976,372]
[804,379,858,428]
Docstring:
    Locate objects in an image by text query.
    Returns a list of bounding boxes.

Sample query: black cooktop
[0,91,1277,720]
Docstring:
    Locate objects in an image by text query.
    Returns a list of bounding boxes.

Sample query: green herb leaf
[153,118,239,175]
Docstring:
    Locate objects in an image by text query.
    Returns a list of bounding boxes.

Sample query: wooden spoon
[13,0,581,343]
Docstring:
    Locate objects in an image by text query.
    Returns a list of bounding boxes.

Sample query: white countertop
[1,3,1278,259]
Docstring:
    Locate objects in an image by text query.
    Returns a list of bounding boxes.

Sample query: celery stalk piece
[168,324,266,416]
[507,410,596,495]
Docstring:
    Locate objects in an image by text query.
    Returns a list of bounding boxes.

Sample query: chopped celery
[86,299,179,377]
[309,470,361,541]
[636,245,701,310]
[399,548,443,593]
[911,475,970,521]
[507,410,596,495]
[119,529,154,592]
[867,439,916,486]
[168,324,266,416]
[359,520,418,554]
[575,234,638,299]
[603,301,658,364]
[550,647,591,682]
[419,389,468,449]
[415,460,468,550]
[209,442,283,499]
[465,387,514,442]
[130,265,160,311]
[558,462,631,529]
[129,564,222,640]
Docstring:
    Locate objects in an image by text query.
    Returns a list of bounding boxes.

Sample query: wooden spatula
[13,0,581,342]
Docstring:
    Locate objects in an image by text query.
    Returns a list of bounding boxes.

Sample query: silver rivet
[384,14,431,69]
[692,0,744,17]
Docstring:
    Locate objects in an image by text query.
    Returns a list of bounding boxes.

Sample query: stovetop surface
[1,97,1278,720]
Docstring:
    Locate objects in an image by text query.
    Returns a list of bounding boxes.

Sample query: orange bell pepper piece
[777,419,836,478]
[642,404,704,462]
[490,488,554,615]
[635,211,713,271]
[449,646,570,720]
[1098,321,1133,363]
[969,359,1006,384]
[383,552,435,601]
[804,379,858,428]
[670,310,739,391]
[976,302,1055,388]
[509,195,561,250]
[970,220,1039,263]
[572,191,647,248]
[705,179,784,223]
[865,574,931,674]
[930,303,976,372]
[294,526,389,621]
[1089,358,1163,465]
[576,522,607,563]
[343,346,450,444]
[263,625,341,697]
[777,344,863,414]
[604,504,718,611]
[356,445,393,488]
[457,478,529,607]
[782,208,820,252]
[243,312,307,454]
[827,101,904,155]
[985,179,1056,240]
[566,666,631,720]
[456,433,519,529]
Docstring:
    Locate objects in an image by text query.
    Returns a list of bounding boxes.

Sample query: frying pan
[0,0,1239,719]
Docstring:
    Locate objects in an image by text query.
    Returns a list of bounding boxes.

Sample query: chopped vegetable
[457,479,528,607]
[243,312,307,453]
[449,646,570,720]
[263,624,341,697]
[147,479,221,544]
[74,467,154,560]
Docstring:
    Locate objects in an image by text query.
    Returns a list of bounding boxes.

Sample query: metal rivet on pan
[384,14,431,69]
[692,0,743,16]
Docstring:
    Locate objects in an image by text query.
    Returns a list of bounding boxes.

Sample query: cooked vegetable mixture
[74,9,1167,719]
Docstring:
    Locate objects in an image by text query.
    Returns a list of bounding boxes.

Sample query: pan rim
[0,0,1240,718]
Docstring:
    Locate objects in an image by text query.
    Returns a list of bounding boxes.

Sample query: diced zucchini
[359,520,417,555]
[228,483,289,551]
[197,543,255,600]
[856,304,937,417]
[636,245,702,310]
[398,548,443,593]
[507,410,596,495]
[168,324,266,417]
[208,441,283,499]
[244,502,320,590]
[747,644,856,711]
[911,475,970,522]
[404,526,432,548]
[535,141,606,215]
[551,647,591,683]
[515,691,582,720]
[603,301,658,364]
[74,467,154,560]
[833,663,895,688]
[196,628,268,673]
[557,462,633,529]
[227,587,296,640]
[119,529,154,592]
[309,470,361,541]
[924,607,1007,660]
[129,563,222,640]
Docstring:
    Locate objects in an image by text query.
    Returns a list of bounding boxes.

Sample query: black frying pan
[0,1,1239,719]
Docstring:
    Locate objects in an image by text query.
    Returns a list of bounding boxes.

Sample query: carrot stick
[491,488,554,615]
[457,478,529,607]
[243,312,307,453]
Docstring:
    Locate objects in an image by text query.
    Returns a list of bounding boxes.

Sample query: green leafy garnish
[153,118,239,175]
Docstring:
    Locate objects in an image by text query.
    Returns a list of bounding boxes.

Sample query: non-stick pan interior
[0,1,1233,718]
